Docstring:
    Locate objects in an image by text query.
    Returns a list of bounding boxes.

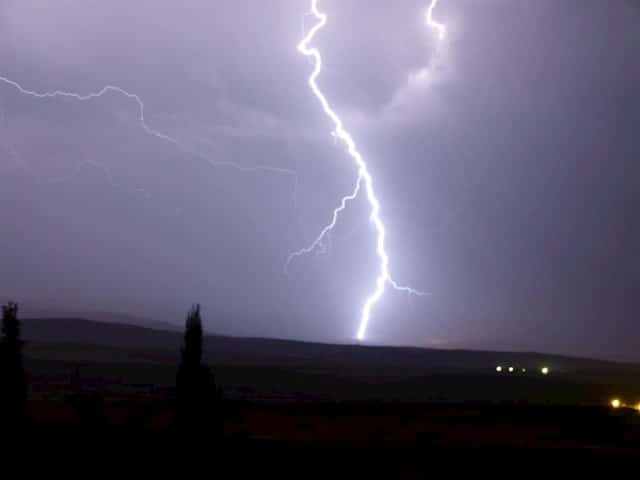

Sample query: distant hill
[78,311,180,332]
[20,317,638,374]
[18,306,179,332]
[19,317,640,404]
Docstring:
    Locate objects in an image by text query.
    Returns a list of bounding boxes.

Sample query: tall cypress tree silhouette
[176,304,221,433]
[0,302,27,427]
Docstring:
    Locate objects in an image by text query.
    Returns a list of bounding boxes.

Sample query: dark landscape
[4,310,637,470]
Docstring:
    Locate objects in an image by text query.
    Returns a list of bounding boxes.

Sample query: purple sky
[1,0,639,361]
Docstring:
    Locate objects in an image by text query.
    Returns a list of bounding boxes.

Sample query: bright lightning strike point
[294,0,426,342]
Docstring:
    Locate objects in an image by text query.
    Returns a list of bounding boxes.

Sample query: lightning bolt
[292,0,430,342]
[0,78,176,144]
[0,76,299,195]
[0,1,445,343]
[426,0,446,40]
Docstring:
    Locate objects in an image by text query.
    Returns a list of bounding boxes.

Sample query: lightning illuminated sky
[1,0,638,359]
[0,1,440,342]
[290,0,445,341]
[0,0,444,343]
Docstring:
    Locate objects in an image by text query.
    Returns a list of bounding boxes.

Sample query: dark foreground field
[13,317,640,470]
[20,403,640,474]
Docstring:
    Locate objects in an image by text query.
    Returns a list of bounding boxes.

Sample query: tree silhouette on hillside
[176,304,222,433]
[0,302,27,426]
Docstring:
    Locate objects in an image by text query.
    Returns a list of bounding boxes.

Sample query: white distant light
[496,366,503,372]
[508,366,514,373]
[522,368,526,373]
[541,367,550,375]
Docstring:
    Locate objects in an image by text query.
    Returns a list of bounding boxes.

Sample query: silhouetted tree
[176,304,222,433]
[0,302,27,426]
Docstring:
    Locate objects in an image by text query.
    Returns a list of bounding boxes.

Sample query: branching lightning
[292,0,431,342]
[0,0,447,343]
[0,78,177,144]
[0,76,299,192]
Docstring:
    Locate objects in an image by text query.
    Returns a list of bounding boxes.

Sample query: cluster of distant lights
[495,365,549,375]
[610,398,640,413]
[495,365,639,413]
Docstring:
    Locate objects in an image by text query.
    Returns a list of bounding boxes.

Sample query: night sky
[0,0,638,361]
